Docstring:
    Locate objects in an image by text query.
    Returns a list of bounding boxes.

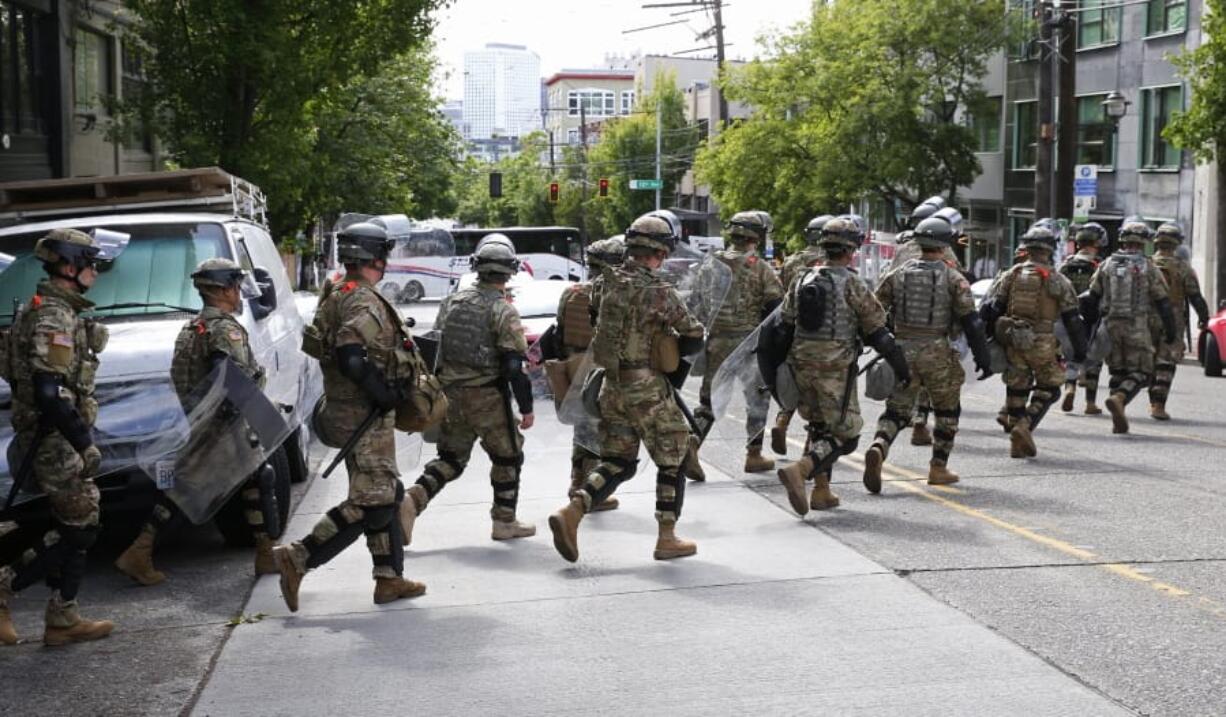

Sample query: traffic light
[548,181,560,204]
[598,177,609,198]
[489,171,502,198]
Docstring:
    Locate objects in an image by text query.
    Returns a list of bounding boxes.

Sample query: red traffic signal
[598,178,609,198]
[548,182,560,204]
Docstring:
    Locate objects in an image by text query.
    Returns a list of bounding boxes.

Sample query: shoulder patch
[31,295,42,308]
[51,332,74,347]
[228,329,243,342]
[339,281,359,294]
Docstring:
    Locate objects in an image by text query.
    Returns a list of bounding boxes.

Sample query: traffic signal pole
[655,100,662,210]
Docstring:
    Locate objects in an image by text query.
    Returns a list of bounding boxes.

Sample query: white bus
[451,226,586,283]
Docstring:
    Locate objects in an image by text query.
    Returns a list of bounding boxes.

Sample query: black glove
[1155,298,1177,344]
[335,344,399,412]
[1190,294,1210,330]
[865,327,910,388]
[960,313,994,380]
[760,298,783,323]
[1061,309,1089,363]
[978,298,1005,339]
[502,353,534,415]
[1078,290,1101,328]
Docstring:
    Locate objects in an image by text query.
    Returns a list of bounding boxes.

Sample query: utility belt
[618,367,655,382]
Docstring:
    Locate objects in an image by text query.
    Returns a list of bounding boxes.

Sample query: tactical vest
[439,288,500,370]
[712,250,759,333]
[796,267,855,342]
[9,291,102,431]
[590,266,656,369]
[1153,255,1185,308]
[170,310,259,401]
[1006,263,1059,329]
[560,285,594,351]
[1059,254,1098,295]
[1102,253,1148,320]
[310,279,414,385]
[895,259,952,336]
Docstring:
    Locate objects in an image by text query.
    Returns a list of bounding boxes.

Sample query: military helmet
[839,214,868,245]
[1154,222,1184,246]
[34,228,102,270]
[909,196,946,227]
[1074,222,1107,248]
[336,222,392,264]
[819,217,862,251]
[191,257,247,289]
[470,235,519,275]
[586,236,625,270]
[726,210,770,243]
[933,207,964,237]
[804,214,836,244]
[912,217,955,249]
[1118,221,1154,247]
[625,214,678,254]
[1020,226,1057,254]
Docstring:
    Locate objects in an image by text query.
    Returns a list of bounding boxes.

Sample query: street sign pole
[1072,164,1098,223]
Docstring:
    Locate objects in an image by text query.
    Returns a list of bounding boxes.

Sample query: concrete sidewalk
[192,425,1127,716]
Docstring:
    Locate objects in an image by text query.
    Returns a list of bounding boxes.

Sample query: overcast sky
[430,0,815,100]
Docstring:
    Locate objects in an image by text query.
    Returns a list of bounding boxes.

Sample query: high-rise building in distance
[463,43,541,140]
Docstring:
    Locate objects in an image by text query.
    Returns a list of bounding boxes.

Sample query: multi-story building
[463,43,541,141]
[542,69,636,147]
[0,0,160,182]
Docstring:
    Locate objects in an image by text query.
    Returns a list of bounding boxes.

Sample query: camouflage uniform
[1149,248,1208,413]
[770,245,825,451]
[1058,249,1103,411]
[410,280,531,527]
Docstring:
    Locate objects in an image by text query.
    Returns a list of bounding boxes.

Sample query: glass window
[121,41,152,151]
[1076,93,1114,168]
[620,90,635,115]
[567,88,616,117]
[1009,0,1040,60]
[1,3,43,136]
[1147,0,1186,35]
[566,128,578,145]
[1140,85,1183,169]
[1012,101,1037,169]
[74,27,112,113]
[1078,0,1121,47]
[968,97,1002,152]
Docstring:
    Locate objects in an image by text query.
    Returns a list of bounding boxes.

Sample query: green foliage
[454,133,556,227]
[695,0,1011,237]
[115,0,456,242]
[1166,0,1226,162]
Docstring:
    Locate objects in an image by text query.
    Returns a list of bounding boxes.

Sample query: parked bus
[451,226,586,283]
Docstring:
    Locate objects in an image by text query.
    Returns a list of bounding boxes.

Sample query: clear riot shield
[702,319,775,452]
[135,359,293,525]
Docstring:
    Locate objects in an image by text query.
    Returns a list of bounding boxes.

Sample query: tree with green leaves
[116,0,453,242]
[453,132,556,228]
[695,0,1011,246]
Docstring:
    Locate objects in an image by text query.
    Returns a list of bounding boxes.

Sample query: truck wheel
[213,446,293,546]
[1206,334,1223,377]
[378,282,401,302]
[401,281,425,303]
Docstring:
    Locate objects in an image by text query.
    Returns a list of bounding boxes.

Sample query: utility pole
[1055,6,1077,222]
[580,103,588,245]
[712,0,728,125]
[548,130,556,177]
[1034,1,1055,220]
[655,100,663,210]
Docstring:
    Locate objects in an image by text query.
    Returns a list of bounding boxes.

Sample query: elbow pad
[865,327,910,384]
[1154,298,1177,343]
[502,353,533,414]
[32,372,93,451]
[959,312,991,368]
[334,344,397,411]
[1078,290,1101,327]
[1060,310,1089,361]
[677,334,704,357]
[1190,294,1210,326]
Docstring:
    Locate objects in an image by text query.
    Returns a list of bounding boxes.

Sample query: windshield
[0,222,229,324]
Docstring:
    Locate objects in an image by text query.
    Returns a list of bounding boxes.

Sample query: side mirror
[249,266,277,320]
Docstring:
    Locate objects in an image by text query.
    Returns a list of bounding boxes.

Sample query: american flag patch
[51,333,74,347]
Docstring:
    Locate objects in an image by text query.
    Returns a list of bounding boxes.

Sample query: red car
[1198,300,1226,376]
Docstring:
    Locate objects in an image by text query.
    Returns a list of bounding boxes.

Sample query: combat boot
[592,496,619,512]
[682,441,706,483]
[253,533,278,576]
[43,595,113,647]
[491,518,536,541]
[1105,393,1129,434]
[862,440,887,495]
[1150,403,1171,421]
[744,446,775,473]
[996,411,1013,433]
[910,424,933,446]
[399,484,428,546]
[548,496,586,563]
[1009,420,1037,458]
[1061,384,1076,412]
[770,415,789,455]
[809,473,840,511]
[927,463,960,486]
[0,603,15,646]
[272,544,305,613]
[1084,401,1102,415]
[653,521,697,560]
[114,530,165,586]
[373,576,426,605]
[776,456,813,516]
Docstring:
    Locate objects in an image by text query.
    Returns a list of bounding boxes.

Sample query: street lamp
[1102,91,1131,127]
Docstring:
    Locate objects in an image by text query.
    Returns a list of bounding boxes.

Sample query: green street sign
[629,179,663,190]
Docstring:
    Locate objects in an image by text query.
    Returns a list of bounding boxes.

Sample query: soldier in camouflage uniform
[1082,222,1176,434]
[696,211,784,472]
[548,214,706,562]
[401,236,536,543]
[1147,223,1210,420]
[554,237,624,511]
[273,223,426,611]
[114,258,276,586]
[1058,224,1106,415]
[773,219,909,517]
[770,214,833,456]
[980,227,1087,458]
[864,218,993,489]
[1,229,114,646]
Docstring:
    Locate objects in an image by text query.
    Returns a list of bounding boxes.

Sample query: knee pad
[361,504,395,533]
[56,523,99,551]
[490,453,525,470]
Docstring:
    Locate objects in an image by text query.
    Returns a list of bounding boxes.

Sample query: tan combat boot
[373,576,426,604]
[548,496,586,562]
[809,473,840,511]
[770,414,790,455]
[1084,401,1102,415]
[744,446,775,473]
[491,518,536,541]
[0,603,16,646]
[272,544,306,613]
[910,424,933,446]
[1010,419,1037,458]
[115,530,166,586]
[43,595,113,647]
[253,533,278,576]
[995,411,1013,433]
[399,484,428,546]
[682,440,706,483]
[1105,393,1129,434]
[1149,403,1170,421]
[1061,385,1076,412]
[653,521,697,560]
[927,463,960,485]
[776,456,813,516]
[862,441,887,495]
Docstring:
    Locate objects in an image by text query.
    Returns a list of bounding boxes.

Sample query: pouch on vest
[581,367,605,419]
[301,323,325,361]
[797,280,826,332]
[864,358,896,401]
[650,331,681,374]
[86,321,109,353]
[395,371,449,433]
[310,396,346,449]
[544,354,585,411]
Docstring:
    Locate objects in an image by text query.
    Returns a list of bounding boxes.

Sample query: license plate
[155,461,176,490]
